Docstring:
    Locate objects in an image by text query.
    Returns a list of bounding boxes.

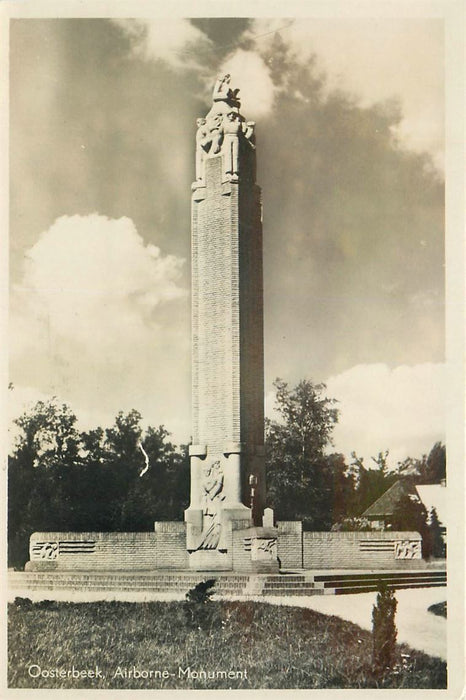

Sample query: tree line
[8,380,446,568]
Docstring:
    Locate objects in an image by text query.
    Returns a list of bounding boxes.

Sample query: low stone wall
[26,525,423,572]
[277,521,303,568]
[154,522,188,569]
[276,523,422,570]
[26,527,188,571]
[231,524,279,573]
[303,531,423,569]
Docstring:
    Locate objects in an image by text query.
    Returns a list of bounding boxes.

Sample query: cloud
[112,19,213,71]
[113,20,276,118]
[324,363,445,467]
[111,17,443,168]
[10,215,191,441]
[218,50,276,118]
[247,18,444,170]
[8,19,445,452]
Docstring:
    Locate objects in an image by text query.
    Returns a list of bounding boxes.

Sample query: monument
[184,74,275,570]
[23,76,425,578]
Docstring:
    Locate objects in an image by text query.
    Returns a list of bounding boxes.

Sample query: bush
[428,601,446,618]
[183,578,218,631]
[331,517,373,531]
[372,583,398,680]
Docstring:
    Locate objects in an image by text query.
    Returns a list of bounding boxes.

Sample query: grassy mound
[8,599,446,689]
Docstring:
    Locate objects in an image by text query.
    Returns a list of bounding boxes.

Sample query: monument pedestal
[185,501,252,570]
[234,526,280,573]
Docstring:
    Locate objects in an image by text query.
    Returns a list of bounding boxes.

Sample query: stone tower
[184,75,270,570]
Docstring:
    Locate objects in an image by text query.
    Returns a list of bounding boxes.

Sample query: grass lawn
[8,598,446,690]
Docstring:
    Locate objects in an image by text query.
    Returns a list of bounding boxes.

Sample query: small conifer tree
[372,582,398,680]
[429,507,446,558]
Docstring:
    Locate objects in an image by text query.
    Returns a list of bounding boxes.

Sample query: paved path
[259,587,447,660]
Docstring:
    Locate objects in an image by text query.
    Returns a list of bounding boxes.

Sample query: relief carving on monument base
[30,541,58,560]
[394,540,422,559]
[251,537,278,562]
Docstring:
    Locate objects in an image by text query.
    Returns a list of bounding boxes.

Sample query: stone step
[315,575,446,589]
[262,587,320,596]
[313,570,446,583]
[9,580,246,590]
[262,575,306,581]
[263,581,314,589]
[332,581,446,595]
[8,570,446,598]
[10,575,248,585]
[10,581,244,593]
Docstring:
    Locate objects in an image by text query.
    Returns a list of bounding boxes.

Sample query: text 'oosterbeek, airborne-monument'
[184,75,278,571]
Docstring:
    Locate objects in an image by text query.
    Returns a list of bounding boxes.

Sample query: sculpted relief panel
[31,541,58,560]
[196,460,226,551]
[394,540,422,559]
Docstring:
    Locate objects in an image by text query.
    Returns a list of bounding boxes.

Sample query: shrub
[331,517,373,531]
[428,601,446,618]
[183,578,218,631]
[13,597,33,610]
[372,582,398,680]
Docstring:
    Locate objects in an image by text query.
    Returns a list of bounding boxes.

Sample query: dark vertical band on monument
[185,75,266,569]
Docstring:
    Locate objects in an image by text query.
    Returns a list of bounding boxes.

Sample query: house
[362,479,447,543]
[361,479,422,530]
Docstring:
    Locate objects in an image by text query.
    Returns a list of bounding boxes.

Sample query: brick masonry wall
[191,148,264,459]
[192,156,239,451]
[231,527,253,572]
[29,527,188,571]
[29,528,423,571]
[154,522,188,569]
[277,521,303,568]
[231,523,279,573]
[303,531,423,569]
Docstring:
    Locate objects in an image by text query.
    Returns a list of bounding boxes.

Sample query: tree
[352,452,398,517]
[396,442,446,485]
[428,507,446,558]
[11,397,81,470]
[8,399,189,567]
[265,378,341,528]
[120,427,189,529]
[389,494,427,532]
[389,494,431,558]
[422,442,446,484]
[372,583,398,680]
[8,398,82,567]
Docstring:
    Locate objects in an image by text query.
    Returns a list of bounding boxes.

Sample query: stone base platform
[8,567,446,602]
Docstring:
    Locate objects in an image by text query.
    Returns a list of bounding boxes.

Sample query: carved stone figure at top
[213,74,230,99]
[213,73,241,109]
[223,111,241,180]
[193,75,255,188]
[243,120,256,146]
[195,117,210,181]
[206,112,224,154]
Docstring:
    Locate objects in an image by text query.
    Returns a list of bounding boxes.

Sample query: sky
[8,16,447,467]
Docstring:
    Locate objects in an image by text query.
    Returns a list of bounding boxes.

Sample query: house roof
[362,480,420,518]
